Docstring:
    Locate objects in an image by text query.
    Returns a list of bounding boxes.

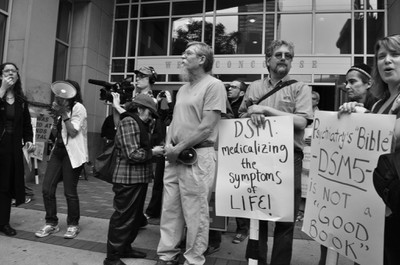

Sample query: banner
[302,111,395,265]
[216,117,294,222]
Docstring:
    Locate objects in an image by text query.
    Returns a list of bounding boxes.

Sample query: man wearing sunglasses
[239,40,313,265]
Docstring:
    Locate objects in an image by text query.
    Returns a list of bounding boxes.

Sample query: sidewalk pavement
[0,176,354,265]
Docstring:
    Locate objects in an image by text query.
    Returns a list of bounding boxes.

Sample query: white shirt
[61,102,89,168]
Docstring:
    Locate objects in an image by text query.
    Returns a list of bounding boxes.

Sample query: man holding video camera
[155,42,226,265]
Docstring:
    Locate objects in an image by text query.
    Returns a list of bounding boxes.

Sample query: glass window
[355,0,382,10]
[354,56,365,65]
[112,59,125,72]
[0,13,6,63]
[354,12,364,54]
[204,17,213,48]
[116,0,129,4]
[216,0,264,14]
[139,19,169,56]
[172,1,203,16]
[131,5,138,17]
[205,0,214,14]
[367,12,384,54]
[53,43,68,81]
[128,20,137,56]
[112,21,128,57]
[265,14,274,52]
[53,0,72,82]
[127,59,135,72]
[168,75,181,82]
[111,75,125,82]
[315,13,351,54]
[0,0,8,11]
[56,0,72,43]
[278,0,312,11]
[315,0,350,11]
[171,17,203,55]
[276,14,312,54]
[215,14,263,54]
[141,3,170,17]
[115,5,129,19]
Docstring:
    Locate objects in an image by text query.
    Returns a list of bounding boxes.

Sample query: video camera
[88,77,135,104]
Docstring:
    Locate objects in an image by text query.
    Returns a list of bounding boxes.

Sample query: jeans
[236,217,250,234]
[157,147,216,265]
[42,145,82,226]
[245,151,303,265]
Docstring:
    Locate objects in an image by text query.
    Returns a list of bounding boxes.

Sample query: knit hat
[346,63,372,79]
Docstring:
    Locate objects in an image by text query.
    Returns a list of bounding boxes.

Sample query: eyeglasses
[229,85,240,89]
[136,74,149,79]
[273,52,293,60]
[2,69,18,74]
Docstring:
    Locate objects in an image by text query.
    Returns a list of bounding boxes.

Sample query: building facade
[1,0,400,173]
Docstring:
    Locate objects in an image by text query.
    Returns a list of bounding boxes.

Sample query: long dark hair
[64,79,83,106]
[0,62,26,100]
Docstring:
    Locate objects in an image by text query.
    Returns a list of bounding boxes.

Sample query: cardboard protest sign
[31,115,53,160]
[302,111,396,265]
[216,117,294,222]
[35,115,53,141]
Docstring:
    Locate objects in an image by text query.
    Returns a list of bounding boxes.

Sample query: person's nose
[383,54,394,64]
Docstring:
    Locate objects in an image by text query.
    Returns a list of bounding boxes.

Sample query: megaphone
[177,147,197,165]
[51,81,77,99]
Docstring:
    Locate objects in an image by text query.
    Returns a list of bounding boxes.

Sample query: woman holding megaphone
[35,80,88,240]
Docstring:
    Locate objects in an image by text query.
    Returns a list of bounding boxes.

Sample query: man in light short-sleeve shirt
[239,39,313,265]
[156,42,226,265]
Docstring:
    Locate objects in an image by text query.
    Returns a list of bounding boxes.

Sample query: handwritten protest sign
[216,117,294,221]
[31,115,53,160]
[302,111,396,265]
[35,115,53,141]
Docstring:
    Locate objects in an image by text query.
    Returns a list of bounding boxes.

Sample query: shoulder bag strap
[255,79,298,105]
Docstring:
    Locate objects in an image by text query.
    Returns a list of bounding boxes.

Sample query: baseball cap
[134,66,157,77]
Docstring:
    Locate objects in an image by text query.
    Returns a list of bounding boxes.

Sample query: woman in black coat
[0,62,35,236]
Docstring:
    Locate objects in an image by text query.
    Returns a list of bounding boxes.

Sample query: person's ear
[198,55,206,66]
[239,91,245,97]
[367,79,373,89]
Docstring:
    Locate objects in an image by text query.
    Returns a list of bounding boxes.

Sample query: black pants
[107,182,148,260]
[0,133,15,226]
[145,156,165,218]
[245,151,303,265]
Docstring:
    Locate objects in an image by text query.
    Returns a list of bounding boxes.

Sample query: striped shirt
[112,115,153,184]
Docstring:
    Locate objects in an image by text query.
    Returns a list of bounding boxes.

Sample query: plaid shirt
[112,116,153,184]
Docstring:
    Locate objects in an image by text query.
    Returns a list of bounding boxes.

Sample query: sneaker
[232,233,248,244]
[25,196,33,204]
[35,224,60,238]
[204,245,221,256]
[64,225,80,239]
